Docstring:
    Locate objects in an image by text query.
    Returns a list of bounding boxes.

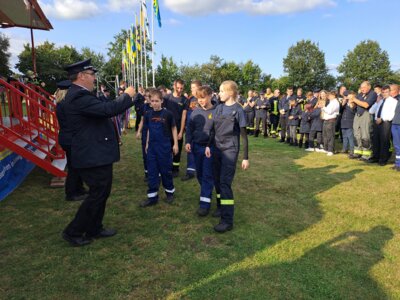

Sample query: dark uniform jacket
[278,95,295,116]
[310,108,323,132]
[300,111,311,134]
[355,90,377,116]
[56,100,71,147]
[255,98,270,118]
[340,103,356,129]
[269,96,279,115]
[63,84,134,168]
[288,105,302,126]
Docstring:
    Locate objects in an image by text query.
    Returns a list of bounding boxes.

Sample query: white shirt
[322,98,340,120]
[369,96,398,121]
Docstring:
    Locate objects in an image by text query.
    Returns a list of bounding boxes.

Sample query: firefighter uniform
[145,108,176,204]
[254,97,270,137]
[211,103,247,230]
[268,96,280,137]
[163,94,188,175]
[353,90,377,159]
[186,106,215,213]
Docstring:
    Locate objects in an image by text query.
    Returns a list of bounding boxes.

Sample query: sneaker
[214,222,233,233]
[315,148,321,152]
[305,148,315,152]
[197,207,210,217]
[327,152,334,156]
[319,149,327,153]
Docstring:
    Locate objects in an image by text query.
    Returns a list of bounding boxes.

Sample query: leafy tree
[337,40,392,90]
[81,47,105,78]
[16,41,83,91]
[271,76,292,92]
[0,33,11,77]
[240,60,263,93]
[388,69,400,85]
[283,40,331,91]
[155,55,179,88]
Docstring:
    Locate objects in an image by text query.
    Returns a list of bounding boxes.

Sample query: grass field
[1,131,400,299]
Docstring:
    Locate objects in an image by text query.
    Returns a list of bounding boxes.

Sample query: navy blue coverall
[145,109,175,203]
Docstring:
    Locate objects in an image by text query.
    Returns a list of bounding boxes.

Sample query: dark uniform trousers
[372,121,392,163]
[173,123,183,172]
[213,147,238,225]
[255,111,268,137]
[141,131,148,176]
[193,143,214,209]
[279,115,288,141]
[64,164,113,237]
[61,144,85,198]
[270,113,279,136]
[213,108,240,226]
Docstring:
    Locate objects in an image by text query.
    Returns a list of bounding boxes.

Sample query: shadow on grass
[181,225,393,299]
[0,136,367,298]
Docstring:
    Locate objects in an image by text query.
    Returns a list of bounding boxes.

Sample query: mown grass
[1,131,400,299]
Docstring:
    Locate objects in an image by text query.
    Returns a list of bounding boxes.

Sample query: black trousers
[135,112,142,131]
[64,164,113,237]
[279,115,288,140]
[270,114,279,134]
[213,147,238,226]
[245,111,255,129]
[255,114,267,136]
[372,121,392,163]
[173,134,183,172]
[309,130,323,148]
[61,144,85,199]
[323,120,336,152]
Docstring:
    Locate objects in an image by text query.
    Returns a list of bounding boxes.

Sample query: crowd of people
[54,58,400,247]
[237,83,400,167]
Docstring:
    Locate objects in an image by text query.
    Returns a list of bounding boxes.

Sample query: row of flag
[122,0,161,85]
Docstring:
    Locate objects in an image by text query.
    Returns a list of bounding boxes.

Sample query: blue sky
[3,0,400,78]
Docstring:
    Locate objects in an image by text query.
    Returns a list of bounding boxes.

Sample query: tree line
[0,31,399,94]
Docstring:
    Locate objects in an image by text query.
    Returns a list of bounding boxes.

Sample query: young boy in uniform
[185,86,216,216]
[140,90,178,207]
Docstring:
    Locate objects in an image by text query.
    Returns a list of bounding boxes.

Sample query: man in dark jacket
[61,58,136,247]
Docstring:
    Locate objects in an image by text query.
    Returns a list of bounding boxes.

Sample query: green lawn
[1,132,400,299]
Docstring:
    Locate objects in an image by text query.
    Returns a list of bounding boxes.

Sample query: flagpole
[144,30,148,88]
[151,0,155,87]
[141,29,144,88]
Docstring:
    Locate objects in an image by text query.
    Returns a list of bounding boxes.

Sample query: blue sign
[0,149,35,201]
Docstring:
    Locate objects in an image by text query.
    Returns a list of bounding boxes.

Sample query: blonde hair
[220,80,238,100]
[54,89,67,103]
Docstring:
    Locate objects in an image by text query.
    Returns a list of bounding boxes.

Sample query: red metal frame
[0,78,66,177]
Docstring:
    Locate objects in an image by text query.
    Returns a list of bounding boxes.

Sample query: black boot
[298,141,303,148]
[304,141,309,149]
[254,130,259,137]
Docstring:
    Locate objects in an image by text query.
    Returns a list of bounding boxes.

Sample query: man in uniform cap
[61,58,136,247]
[55,79,87,202]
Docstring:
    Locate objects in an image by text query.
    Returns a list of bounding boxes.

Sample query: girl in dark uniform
[205,80,249,233]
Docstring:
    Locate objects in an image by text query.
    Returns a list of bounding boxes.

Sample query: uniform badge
[208,113,212,119]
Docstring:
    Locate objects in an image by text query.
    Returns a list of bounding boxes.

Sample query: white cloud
[164,0,336,16]
[38,0,101,20]
[3,32,32,71]
[106,0,138,12]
